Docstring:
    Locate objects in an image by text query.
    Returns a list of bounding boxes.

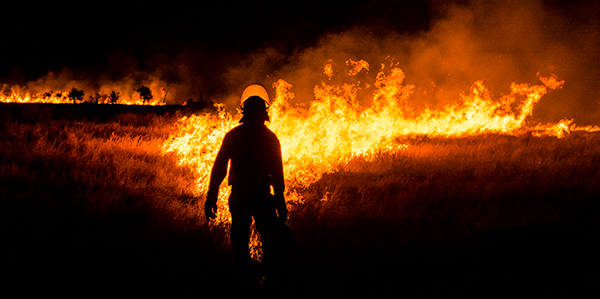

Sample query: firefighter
[204,84,292,284]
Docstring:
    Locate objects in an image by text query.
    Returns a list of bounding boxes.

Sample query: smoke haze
[241,0,600,125]
[2,0,599,124]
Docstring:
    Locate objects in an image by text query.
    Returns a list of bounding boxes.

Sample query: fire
[161,59,600,228]
[0,91,64,104]
[1,84,166,105]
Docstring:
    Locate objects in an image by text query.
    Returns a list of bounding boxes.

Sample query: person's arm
[205,136,231,219]
[271,138,288,221]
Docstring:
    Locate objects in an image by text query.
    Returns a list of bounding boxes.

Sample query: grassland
[288,133,599,291]
[1,103,598,293]
[0,103,230,290]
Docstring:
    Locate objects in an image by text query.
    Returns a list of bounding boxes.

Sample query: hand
[204,198,217,220]
[277,206,289,223]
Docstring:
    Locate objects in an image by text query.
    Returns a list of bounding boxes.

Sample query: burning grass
[0,104,230,282]
[1,102,598,290]
[286,133,599,286]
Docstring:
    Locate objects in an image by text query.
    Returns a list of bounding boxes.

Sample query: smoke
[3,0,599,124]
[220,0,600,124]
[3,46,222,105]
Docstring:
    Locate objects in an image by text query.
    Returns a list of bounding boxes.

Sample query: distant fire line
[1,85,167,106]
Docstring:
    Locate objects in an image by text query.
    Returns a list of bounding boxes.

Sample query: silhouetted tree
[183,92,213,109]
[88,91,108,104]
[136,86,152,104]
[67,88,84,104]
[108,90,120,104]
[88,93,98,104]
[161,86,169,104]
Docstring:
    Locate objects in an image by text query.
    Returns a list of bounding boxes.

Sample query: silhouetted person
[205,84,292,284]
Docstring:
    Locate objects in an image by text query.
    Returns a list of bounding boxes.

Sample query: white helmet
[241,84,270,108]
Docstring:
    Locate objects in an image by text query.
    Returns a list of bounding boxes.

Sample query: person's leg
[229,190,254,282]
[230,212,253,266]
[253,205,282,282]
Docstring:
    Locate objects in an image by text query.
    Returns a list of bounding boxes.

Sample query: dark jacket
[207,122,285,205]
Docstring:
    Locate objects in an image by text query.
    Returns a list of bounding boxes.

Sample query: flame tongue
[3,59,597,224]
[160,59,599,224]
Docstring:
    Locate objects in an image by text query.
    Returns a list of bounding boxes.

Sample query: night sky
[2,0,600,123]
[1,1,428,81]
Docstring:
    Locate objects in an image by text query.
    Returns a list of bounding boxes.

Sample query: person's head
[240,85,270,124]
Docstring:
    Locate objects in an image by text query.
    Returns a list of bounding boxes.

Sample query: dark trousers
[228,185,281,277]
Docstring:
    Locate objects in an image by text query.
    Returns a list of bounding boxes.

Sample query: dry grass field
[1,103,597,293]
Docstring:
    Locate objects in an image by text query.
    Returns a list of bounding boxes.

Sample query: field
[1,103,598,293]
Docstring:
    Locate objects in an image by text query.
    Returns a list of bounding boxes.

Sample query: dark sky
[0,1,430,83]
[2,0,600,125]
[0,0,594,81]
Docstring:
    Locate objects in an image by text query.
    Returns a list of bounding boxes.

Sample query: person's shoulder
[227,123,279,141]
[226,124,245,135]
[262,125,277,136]
[262,125,280,143]
[254,123,274,135]
[221,125,244,144]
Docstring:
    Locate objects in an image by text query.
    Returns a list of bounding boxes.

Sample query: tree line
[55,86,155,104]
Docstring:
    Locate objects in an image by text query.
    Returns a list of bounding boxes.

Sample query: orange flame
[0,84,167,105]
[161,59,599,226]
